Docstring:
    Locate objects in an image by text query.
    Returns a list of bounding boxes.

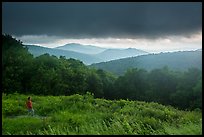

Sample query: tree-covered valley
[2,34,202,135]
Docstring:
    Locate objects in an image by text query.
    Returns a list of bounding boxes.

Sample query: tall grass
[2,92,202,135]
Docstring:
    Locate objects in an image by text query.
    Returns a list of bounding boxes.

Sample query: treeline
[2,34,202,110]
[2,34,115,98]
[112,67,202,110]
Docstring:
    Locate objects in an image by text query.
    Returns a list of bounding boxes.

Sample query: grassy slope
[2,93,202,135]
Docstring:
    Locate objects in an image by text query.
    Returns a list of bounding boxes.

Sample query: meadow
[2,92,202,135]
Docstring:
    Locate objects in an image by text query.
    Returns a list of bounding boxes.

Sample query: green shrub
[2,116,46,135]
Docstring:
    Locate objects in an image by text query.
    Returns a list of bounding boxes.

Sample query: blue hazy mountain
[55,43,107,54]
[95,48,149,61]
[55,43,148,61]
[90,50,202,75]
[28,43,149,64]
[26,45,103,65]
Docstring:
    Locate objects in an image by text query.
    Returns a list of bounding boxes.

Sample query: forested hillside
[2,34,202,110]
[90,51,202,76]
[2,34,116,97]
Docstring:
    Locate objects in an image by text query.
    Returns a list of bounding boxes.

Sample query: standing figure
[26,96,34,116]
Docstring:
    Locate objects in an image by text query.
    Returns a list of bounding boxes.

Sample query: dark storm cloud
[2,2,202,39]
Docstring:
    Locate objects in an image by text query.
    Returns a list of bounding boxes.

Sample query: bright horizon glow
[14,31,202,53]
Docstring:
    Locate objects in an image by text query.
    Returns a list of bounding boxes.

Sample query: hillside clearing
[2,93,202,135]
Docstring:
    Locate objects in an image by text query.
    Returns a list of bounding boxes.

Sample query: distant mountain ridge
[90,50,202,75]
[55,43,107,54]
[55,43,148,61]
[26,45,103,65]
[27,43,149,65]
[96,48,148,61]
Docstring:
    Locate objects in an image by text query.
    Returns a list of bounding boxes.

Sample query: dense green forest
[2,34,202,110]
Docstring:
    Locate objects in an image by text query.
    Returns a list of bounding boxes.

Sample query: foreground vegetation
[2,93,202,135]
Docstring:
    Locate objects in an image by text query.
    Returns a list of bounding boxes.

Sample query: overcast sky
[2,2,202,53]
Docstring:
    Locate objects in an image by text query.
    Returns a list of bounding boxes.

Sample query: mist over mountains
[27,43,148,64]
[26,45,103,65]
[90,50,202,75]
[96,48,148,61]
[27,43,202,75]
[55,43,106,54]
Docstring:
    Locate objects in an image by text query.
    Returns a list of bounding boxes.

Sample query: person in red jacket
[26,96,34,116]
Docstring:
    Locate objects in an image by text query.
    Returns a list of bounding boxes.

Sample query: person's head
[28,97,31,100]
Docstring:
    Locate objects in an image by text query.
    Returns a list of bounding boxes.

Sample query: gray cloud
[2,2,202,39]
[14,35,61,44]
